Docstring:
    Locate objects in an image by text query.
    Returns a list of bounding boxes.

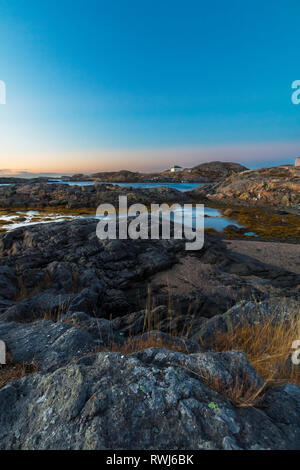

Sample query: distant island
[60,161,247,183]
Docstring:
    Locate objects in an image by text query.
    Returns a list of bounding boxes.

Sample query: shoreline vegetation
[1,203,300,243]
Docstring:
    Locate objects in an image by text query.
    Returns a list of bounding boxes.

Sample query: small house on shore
[295,158,300,167]
[170,165,184,173]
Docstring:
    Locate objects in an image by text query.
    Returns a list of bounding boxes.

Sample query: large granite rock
[0,347,299,450]
[189,165,300,209]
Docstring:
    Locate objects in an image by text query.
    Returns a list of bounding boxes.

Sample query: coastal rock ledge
[190,165,300,209]
[0,219,299,450]
[0,348,299,450]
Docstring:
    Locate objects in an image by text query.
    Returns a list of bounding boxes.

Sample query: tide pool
[0,206,244,233]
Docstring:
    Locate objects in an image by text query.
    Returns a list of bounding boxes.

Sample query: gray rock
[46,262,74,291]
[0,266,17,300]
[191,299,299,346]
[61,311,123,344]
[0,219,299,323]
[0,348,299,450]
[0,320,95,371]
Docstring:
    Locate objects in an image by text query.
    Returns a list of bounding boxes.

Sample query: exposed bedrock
[0,219,299,322]
[0,347,299,450]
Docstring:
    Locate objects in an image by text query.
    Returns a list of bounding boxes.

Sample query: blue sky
[0,0,299,174]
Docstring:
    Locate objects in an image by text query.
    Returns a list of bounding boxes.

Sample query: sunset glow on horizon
[0,0,299,176]
[1,141,300,177]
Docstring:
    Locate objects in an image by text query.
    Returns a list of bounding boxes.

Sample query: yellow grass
[102,333,189,354]
[184,364,268,407]
[101,295,300,406]
[0,355,38,389]
[210,316,300,388]
[3,280,299,409]
[100,287,194,354]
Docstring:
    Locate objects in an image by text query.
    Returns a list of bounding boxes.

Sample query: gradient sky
[0,0,299,175]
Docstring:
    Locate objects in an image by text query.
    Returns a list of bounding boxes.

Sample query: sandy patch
[226,239,300,275]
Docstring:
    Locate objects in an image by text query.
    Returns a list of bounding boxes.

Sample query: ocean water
[49,180,206,192]
[1,180,205,192]
[1,180,208,191]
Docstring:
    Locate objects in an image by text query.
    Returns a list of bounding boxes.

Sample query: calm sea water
[1,180,207,192]
[49,180,206,192]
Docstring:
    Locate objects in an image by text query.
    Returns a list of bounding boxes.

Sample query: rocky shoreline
[189,165,300,210]
[0,217,299,449]
[0,161,247,186]
[0,181,193,210]
[0,166,300,450]
[1,175,300,243]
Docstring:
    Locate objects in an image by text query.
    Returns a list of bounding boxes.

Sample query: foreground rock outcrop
[0,346,299,450]
[0,220,299,450]
[0,219,299,322]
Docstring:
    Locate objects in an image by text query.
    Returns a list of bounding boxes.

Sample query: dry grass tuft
[102,333,189,355]
[41,298,71,323]
[210,316,300,387]
[101,286,195,354]
[185,365,267,407]
[96,294,300,407]
[16,272,53,302]
[227,375,267,407]
[0,355,38,389]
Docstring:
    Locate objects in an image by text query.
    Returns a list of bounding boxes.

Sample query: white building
[295,158,300,167]
[170,165,184,173]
